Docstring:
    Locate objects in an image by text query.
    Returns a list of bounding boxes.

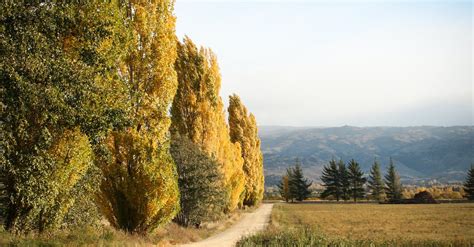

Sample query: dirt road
[179,203,273,247]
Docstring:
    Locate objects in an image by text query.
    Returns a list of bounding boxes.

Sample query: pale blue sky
[175,0,472,127]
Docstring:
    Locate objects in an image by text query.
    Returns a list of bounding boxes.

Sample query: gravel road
[179,203,274,247]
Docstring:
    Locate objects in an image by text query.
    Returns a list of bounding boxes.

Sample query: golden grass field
[271,203,474,243]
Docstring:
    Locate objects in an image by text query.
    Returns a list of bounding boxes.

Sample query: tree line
[1,1,264,234]
[278,159,474,202]
[322,159,474,202]
[320,158,401,202]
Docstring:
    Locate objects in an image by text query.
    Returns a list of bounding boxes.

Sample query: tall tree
[171,37,245,212]
[228,94,264,206]
[464,165,474,200]
[289,160,312,202]
[278,174,291,202]
[1,1,127,233]
[338,160,350,201]
[347,159,367,202]
[321,159,341,201]
[170,135,226,227]
[368,159,385,201]
[95,0,180,234]
[384,158,402,201]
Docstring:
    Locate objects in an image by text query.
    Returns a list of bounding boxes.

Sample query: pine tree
[96,0,180,234]
[170,135,226,227]
[278,175,291,202]
[347,159,367,202]
[228,94,264,206]
[321,159,341,201]
[1,1,127,233]
[286,167,297,202]
[338,160,350,201]
[368,159,385,201]
[172,37,245,212]
[384,158,402,201]
[464,165,474,200]
[289,160,312,202]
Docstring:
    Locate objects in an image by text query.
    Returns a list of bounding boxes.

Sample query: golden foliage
[404,186,466,200]
[96,0,180,233]
[97,129,179,233]
[228,94,264,206]
[172,37,245,212]
[1,1,130,232]
[48,129,92,192]
[278,175,291,202]
[43,129,94,229]
[118,0,178,138]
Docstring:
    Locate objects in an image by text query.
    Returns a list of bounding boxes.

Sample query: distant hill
[259,126,474,186]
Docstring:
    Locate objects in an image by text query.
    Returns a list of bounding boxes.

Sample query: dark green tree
[368,159,385,201]
[338,160,350,201]
[347,159,367,202]
[286,167,297,202]
[384,158,402,201]
[464,165,474,200]
[321,159,341,201]
[289,160,312,202]
[170,135,226,227]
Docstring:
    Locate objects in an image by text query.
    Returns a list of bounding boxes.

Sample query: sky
[174,0,473,127]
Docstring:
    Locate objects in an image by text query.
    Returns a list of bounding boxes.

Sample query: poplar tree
[384,158,402,201]
[464,165,474,200]
[1,1,126,233]
[347,159,367,202]
[368,159,385,201]
[278,175,291,202]
[172,37,245,212]
[228,94,264,206]
[95,0,180,234]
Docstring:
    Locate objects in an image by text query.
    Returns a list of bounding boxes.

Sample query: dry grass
[0,207,252,246]
[0,226,152,247]
[271,203,474,243]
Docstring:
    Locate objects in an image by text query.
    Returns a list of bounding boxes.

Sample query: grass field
[238,202,474,246]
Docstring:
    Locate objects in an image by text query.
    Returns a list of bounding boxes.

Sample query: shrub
[170,135,226,227]
[413,191,437,203]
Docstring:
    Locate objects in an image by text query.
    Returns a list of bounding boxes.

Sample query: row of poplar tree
[320,158,403,202]
[0,1,264,234]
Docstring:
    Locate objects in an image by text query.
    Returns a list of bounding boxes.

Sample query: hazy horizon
[258,124,474,128]
[175,0,473,127]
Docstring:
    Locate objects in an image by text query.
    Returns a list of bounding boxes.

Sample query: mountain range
[259,126,474,187]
